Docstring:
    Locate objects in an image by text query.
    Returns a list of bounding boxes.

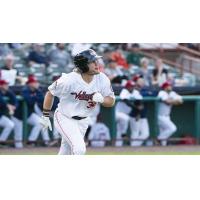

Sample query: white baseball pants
[54,110,90,155]
[157,115,177,146]
[0,115,14,142]
[115,111,130,147]
[27,113,50,143]
[129,118,150,146]
[11,116,23,148]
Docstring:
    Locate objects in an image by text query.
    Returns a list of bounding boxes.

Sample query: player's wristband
[43,109,51,117]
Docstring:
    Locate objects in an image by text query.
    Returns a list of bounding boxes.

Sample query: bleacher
[0,43,200,93]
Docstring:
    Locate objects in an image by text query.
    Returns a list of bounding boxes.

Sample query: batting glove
[39,116,52,131]
[92,92,104,103]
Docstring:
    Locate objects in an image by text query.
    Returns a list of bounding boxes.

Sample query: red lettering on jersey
[71,91,97,109]
[87,101,96,108]
[71,91,95,101]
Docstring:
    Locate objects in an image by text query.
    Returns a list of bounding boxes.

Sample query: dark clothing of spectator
[28,51,49,65]
[8,43,23,49]
[111,75,129,84]
[152,68,168,78]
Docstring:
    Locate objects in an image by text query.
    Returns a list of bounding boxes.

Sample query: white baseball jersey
[131,89,143,100]
[116,88,143,114]
[116,88,131,114]
[48,72,115,118]
[157,90,182,116]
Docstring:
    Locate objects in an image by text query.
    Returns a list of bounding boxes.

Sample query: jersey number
[87,101,96,108]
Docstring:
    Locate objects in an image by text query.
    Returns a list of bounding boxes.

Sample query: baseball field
[1,145,200,155]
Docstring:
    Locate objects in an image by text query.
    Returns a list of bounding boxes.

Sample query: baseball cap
[161,81,172,89]
[132,74,143,82]
[0,79,9,85]
[26,76,38,84]
[125,80,135,89]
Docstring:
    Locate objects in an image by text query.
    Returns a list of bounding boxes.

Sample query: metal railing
[135,44,200,77]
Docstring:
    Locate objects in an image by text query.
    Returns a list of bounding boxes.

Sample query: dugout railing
[101,96,200,144]
[2,95,200,145]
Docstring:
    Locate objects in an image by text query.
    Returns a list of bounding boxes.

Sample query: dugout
[1,95,200,145]
[101,96,200,144]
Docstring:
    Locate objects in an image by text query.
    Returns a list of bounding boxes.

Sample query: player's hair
[73,49,102,73]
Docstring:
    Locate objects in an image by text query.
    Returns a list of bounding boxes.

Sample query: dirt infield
[1,145,200,155]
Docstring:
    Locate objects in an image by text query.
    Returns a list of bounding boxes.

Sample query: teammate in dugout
[40,49,115,155]
[157,81,183,146]
[22,76,50,145]
[129,76,150,147]
[118,78,150,147]
[115,80,133,147]
[88,114,111,147]
[0,80,23,148]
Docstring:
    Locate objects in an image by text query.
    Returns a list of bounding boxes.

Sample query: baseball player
[129,76,150,147]
[157,81,183,146]
[22,76,50,145]
[115,80,134,146]
[12,96,25,148]
[40,49,115,155]
[0,80,22,148]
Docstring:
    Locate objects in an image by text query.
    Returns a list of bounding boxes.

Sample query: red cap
[161,81,172,89]
[125,80,135,89]
[0,79,8,85]
[132,75,141,82]
[26,76,38,84]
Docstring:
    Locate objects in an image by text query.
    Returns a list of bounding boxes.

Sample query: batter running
[40,49,115,155]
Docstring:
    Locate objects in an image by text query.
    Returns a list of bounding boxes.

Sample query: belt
[72,116,87,120]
